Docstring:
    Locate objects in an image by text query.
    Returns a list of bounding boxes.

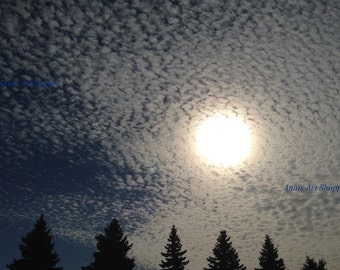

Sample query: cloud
[0,0,339,269]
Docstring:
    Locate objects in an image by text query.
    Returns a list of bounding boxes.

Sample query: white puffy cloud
[0,0,339,269]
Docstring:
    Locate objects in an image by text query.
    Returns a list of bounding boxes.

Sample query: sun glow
[196,115,251,167]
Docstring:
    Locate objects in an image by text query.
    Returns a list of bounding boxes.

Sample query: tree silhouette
[82,218,135,270]
[255,235,285,270]
[301,256,327,270]
[160,225,189,270]
[7,215,62,270]
[204,230,246,270]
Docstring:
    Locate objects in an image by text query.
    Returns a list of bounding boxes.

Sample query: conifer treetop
[7,214,62,270]
[160,225,189,270]
[204,230,246,270]
[81,218,135,270]
[301,256,327,270]
[255,235,285,270]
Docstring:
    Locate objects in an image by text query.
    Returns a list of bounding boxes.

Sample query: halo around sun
[195,115,251,167]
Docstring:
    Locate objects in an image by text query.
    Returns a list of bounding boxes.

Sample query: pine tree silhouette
[160,225,189,270]
[301,256,327,270]
[204,230,246,270]
[255,235,285,270]
[82,218,135,270]
[7,215,62,270]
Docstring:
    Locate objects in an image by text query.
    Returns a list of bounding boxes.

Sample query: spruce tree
[82,218,135,270]
[160,225,189,270]
[7,215,62,270]
[204,230,246,270]
[255,235,285,270]
[301,256,327,270]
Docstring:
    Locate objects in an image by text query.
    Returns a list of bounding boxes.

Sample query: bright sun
[196,115,251,167]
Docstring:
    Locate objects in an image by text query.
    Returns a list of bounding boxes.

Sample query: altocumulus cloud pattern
[0,0,339,269]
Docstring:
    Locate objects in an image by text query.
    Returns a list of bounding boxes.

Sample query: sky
[0,0,339,269]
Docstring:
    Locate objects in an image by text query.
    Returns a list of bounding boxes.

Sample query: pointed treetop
[301,256,327,270]
[82,218,135,270]
[255,235,285,270]
[7,215,62,270]
[160,225,189,270]
[204,230,246,270]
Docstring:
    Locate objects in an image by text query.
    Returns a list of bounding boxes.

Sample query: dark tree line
[6,215,328,270]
